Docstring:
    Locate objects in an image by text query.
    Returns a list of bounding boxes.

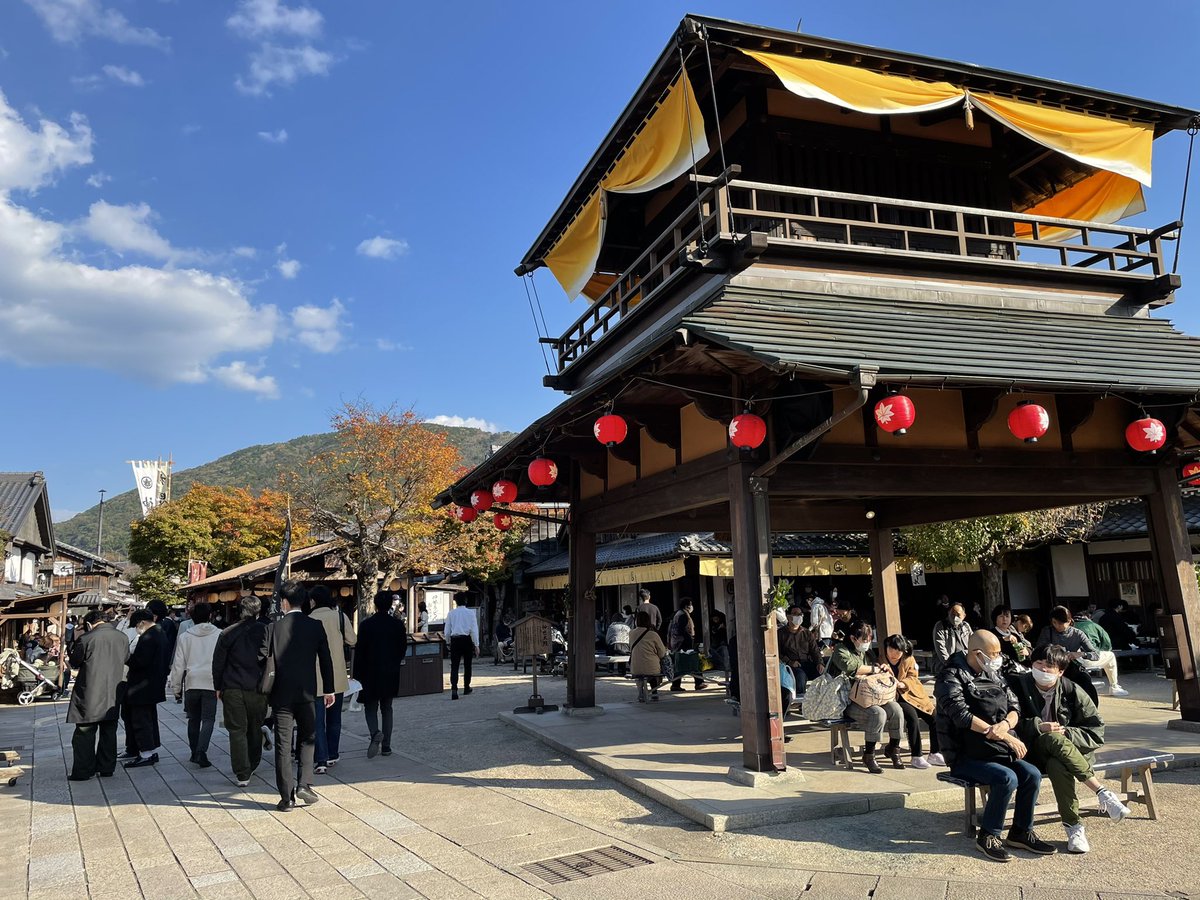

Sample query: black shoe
[189,752,199,765]
[884,743,906,770]
[463,687,473,695]
[977,833,1012,863]
[381,748,392,757]
[197,753,212,769]
[694,682,708,691]
[118,751,137,761]
[368,733,382,759]
[68,773,93,782]
[451,690,459,700]
[99,771,114,778]
[1005,828,1057,855]
[295,786,319,806]
[276,799,294,812]
[670,684,684,693]
[123,754,158,769]
[861,753,884,775]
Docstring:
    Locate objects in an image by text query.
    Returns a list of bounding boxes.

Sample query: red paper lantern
[493,512,513,531]
[528,458,558,488]
[874,393,916,435]
[1125,417,1167,453]
[1007,401,1050,443]
[728,413,767,450]
[1182,462,1200,486]
[453,505,477,524]
[492,479,518,503]
[470,489,493,512]
[594,413,628,447]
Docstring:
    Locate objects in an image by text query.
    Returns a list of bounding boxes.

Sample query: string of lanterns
[452,396,1176,527]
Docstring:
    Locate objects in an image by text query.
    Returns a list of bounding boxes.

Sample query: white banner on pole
[131,460,168,518]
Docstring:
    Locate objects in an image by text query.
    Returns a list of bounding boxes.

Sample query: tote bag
[802,671,849,720]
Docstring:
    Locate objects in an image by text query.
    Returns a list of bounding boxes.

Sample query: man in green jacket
[1011,644,1130,854]
[1071,602,1128,697]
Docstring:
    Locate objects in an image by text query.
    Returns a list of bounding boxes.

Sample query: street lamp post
[96,489,107,556]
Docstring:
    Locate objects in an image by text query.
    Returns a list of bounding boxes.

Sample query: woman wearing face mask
[932,603,973,675]
[829,620,904,774]
[1010,644,1130,854]
[991,604,1032,667]
[880,634,944,768]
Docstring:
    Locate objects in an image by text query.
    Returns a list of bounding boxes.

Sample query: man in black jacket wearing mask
[122,610,168,768]
[213,595,270,786]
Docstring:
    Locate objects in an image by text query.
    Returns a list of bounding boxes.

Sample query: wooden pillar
[567,470,597,710]
[868,527,902,639]
[728,460,786,771]
[1144,465,1200,721]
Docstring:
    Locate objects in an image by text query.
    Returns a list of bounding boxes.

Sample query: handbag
[850,670,898,708]
[258,623,276,695]
[338,610,353,674]
[660,652,674,681]
[802,671,850,720]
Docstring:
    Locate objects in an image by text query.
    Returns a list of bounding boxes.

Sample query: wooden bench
[938,747,1174,835]
[820,717,858,770]
[1,749,23,787]
[594,654,630,675]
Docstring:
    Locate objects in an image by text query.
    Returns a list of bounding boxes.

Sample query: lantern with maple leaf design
[492,479,518,503]
[453,505,477,524]
[528,458,558,488]
[1182,461,1200,487]
[874,392,916,436]
[493,512,514,531]
[728,413,767,450]
[470,489,493,513]
[1007,401,1050,443]
[593,413,628,447]
[1125,416,1167,453]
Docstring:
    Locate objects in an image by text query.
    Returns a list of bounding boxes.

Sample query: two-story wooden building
[437,16,1200,771]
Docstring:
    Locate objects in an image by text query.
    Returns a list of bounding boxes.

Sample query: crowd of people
[63,583,416,812]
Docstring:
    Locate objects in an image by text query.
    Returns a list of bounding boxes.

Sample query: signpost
[512,614,558,715]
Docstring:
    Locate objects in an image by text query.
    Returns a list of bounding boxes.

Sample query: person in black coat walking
[354,590,409,759]
[122,610,169,768]
[261,581,335,812]
[213,595,270,786]
[67,611,130,780]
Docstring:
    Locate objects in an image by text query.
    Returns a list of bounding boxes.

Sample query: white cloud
[52,508,79,522]
[101,64,144,86]
[356,235,408,260]
[257,128,287,144]
[211,360,279,399]
[232,245,257,258]
[78,200,185,261]
[375,338,411,352]
[85,171,110,188]
[425,415,500,433]
[235,43,333,97]
[181,124,202,137]
[22,0,169,49]
[291,299,345,353]
[0,91,280,392]
[227,0,322,40]
[276,257,300,279]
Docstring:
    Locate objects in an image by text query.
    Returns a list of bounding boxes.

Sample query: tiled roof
[1091,491,1200,539]
[0,472,47,538]
[56,541,124,573]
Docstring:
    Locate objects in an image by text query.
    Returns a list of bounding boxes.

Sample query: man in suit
[354,590,409,759]
[67,610,130,780]
[262,581,335,812]
[123,610,168,768]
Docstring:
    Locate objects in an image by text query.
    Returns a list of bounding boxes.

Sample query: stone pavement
[0,664,1196,899]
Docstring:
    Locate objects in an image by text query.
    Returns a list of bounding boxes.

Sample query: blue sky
[2,1,1197,519]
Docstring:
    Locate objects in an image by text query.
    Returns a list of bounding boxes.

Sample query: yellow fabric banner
[543,71,709,298]
[698,556,978,577]
[533,557,688,591]
[1013,170,1146,240]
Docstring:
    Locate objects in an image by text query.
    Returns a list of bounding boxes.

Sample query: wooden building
[437,16,1200,770]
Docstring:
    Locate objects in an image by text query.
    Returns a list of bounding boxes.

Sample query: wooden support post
[868,527,902,639]
[728,460,786,772]
[1144,465,1200,721]
[567,469,597,711]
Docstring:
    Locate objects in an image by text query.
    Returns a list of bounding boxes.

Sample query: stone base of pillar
[1166,718,1200,733]
[726,766,805,788]
[562,705,606,718]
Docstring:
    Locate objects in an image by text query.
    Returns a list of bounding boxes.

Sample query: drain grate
[523,846,653,884]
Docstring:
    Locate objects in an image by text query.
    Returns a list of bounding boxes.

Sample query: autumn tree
[903,504,1106,614]
[284,402,516,618]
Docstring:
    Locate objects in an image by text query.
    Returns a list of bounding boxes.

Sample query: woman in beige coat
[308,586,356,772]
[881,634,943,768]
[628,610,669,702]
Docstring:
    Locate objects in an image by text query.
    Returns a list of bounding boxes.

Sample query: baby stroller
[0,648,65,706]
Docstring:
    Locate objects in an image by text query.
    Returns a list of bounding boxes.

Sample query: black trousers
[273,701,316,802]
[449,635,474,689]
[128,704,160,755]
[363,696,394,750]
[71,720,118,777]
[898,697,939,756]
[121,702,138,754]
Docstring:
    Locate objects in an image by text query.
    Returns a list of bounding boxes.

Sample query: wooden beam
[622,405,682,450]
[874,495,1107,529]
[578,450,731,532]
[961,388,1003,451]
[1057,394,1098,453]
[868,527,902,638]
[566,469,597,711]
[810,446,1132,469]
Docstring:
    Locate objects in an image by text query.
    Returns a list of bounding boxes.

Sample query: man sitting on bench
[1010,643,1131,854]
[935,630,1056,863]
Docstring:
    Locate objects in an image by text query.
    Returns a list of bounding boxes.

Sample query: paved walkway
[1,664,1197,899]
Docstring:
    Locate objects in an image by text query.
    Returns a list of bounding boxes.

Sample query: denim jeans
[314,692,343,765]
[951,756,1042,837]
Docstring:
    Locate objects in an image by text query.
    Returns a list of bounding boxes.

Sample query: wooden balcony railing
[544,172,1178,375]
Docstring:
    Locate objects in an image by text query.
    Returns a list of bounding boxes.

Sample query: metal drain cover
[523,846,653,884]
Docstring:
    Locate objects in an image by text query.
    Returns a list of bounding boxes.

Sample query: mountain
[53,425,517,558]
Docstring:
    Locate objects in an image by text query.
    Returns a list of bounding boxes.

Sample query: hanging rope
[1172,116,1199,274]
[701,27,735,237]
[528,272,552,341]
[522,274,553,376]
[678,45,708,256]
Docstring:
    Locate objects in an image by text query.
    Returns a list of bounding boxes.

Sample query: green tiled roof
[683,287,1200,393]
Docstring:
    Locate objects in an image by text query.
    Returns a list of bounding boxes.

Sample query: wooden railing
[544,174,1176,374]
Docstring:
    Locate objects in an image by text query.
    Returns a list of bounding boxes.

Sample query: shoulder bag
[338,609,353,674]
[258,623,276,695]
[802,671,850,720]
[850,669,898,708]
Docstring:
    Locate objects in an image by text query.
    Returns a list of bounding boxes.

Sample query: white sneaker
[1109,685,1130,697]
[926,752,947,767]
[910,755,931,769]
[1097,788,1130,822]
[236,779,250,787]
[1065,823,1090,854]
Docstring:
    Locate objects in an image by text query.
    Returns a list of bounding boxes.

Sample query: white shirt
[810,598,834,640]
[444,605,479,646]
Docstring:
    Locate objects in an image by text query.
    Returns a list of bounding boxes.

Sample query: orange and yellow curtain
[1013,170,1146,240]
[543,71,710,298]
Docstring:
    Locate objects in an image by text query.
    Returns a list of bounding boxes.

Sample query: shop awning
[533,557,687,591]
[698,557,976,577]
[544,70,709,298]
